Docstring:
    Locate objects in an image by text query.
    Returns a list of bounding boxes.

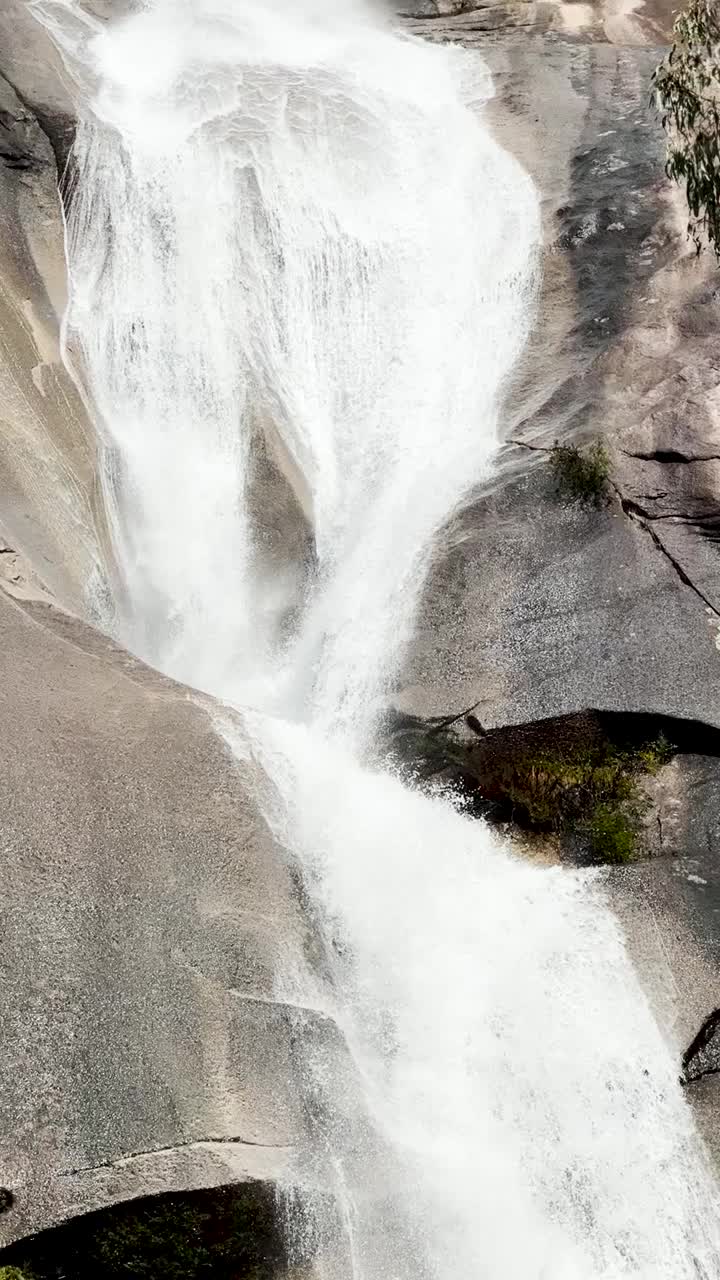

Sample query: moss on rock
[390,709,682,866]
[550,439,610,506]
[463,729,670,864]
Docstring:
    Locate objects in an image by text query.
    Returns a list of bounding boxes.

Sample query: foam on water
[33,0,720,1273]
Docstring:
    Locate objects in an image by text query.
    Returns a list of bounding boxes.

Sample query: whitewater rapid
[34,0,720,1274]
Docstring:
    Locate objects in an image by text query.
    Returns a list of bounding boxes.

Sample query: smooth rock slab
[0,583,313,1245]
[399,33,720,732]
[0,58,99,614]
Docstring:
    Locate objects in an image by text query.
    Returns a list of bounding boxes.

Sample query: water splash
[34,0,720,1274]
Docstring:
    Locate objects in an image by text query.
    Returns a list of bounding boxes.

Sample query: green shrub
[0,1267,36,1280]
[635,732,674,775]
[653,0,720,259]
[88,1204,208,1280]
[582,803,641,865]
[550,440,610,506]
[480,734,671,864]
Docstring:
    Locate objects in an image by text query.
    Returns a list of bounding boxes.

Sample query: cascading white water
[33,0,720,1274]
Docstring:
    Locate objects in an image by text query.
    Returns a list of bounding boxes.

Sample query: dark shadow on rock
[683,1008,720,1085]
[0,1182,289,1280]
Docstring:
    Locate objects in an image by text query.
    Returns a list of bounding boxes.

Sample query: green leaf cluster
[549,440,610,506]
[581,804,639,864]
[653,0,720,257]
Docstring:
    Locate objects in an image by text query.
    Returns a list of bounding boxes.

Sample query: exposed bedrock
[0,566,335,1247]
[0,56,99,614]
[398,20,720,733]
[393,0,720,1159]
[400,0,676,42]
[0,0,311,621]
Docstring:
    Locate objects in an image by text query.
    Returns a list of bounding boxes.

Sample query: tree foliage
[549,440,610,506]
[653,0,720,258]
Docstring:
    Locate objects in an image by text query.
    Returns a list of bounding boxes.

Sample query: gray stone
[393,5,720,1162]
[398,27,720,734]
[0,576,316,1245]
[607,753,720,1161]
[4,0,720,1240]
[582,752,720,1166]
[400,0,676,41]
[400,2,538,29]
[0,7,327,1245]
[0,2,73,124]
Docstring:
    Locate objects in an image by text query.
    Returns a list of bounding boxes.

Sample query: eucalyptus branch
[653,0,720,258]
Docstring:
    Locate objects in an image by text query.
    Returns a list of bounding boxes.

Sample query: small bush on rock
[393,711,679,867]
[550,440,610,506]
[581,803,641,865]
[472,732,671,865]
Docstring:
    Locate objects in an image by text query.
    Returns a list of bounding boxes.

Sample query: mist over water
[34,0,720,1274]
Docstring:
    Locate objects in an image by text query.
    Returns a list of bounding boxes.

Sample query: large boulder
[397,13,720,736]
[0,564,314,1246]
[0,0,326,1251]
[400,0,675,41]
[0,5,328,1252]
[394,4,720,1160]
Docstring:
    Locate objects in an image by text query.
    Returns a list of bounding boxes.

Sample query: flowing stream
[33,0,720,1274]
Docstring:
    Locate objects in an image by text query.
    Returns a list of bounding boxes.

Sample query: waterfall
[33,0,720,1274]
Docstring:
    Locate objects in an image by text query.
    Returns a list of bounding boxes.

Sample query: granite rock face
[400,0,676,41]
[3,0,720,1247]
[0,570,316,1246]
[396,1,720,1140]
[398,10,720,735]
[0,7,99,615]
[0,3,327,1251]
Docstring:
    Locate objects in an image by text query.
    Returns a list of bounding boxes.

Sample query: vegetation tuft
[396,714,677,866]
[549,440,610,507]
[581,803,639,865]
[653,0,720,259]
[482,733,672,863]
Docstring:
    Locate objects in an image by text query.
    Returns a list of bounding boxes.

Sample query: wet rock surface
[399,28,720,732]
[0,1182,287,1280]
[394,0,720,1158]
[3,0,720,1245]
[0,53,98,614]
[399,0,676,41]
